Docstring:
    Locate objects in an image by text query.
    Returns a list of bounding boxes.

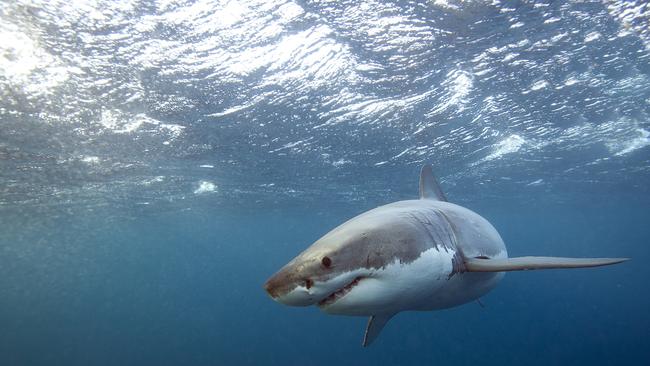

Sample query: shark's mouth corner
[318,276,364,307]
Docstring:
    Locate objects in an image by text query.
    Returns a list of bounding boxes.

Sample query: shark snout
[265,262,346,307]
[263,278,279,299]
[264,269,316,306]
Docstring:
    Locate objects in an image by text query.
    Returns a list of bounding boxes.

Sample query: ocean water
[1,1,649,365]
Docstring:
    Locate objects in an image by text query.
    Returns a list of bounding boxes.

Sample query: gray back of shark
[264,165,628,347]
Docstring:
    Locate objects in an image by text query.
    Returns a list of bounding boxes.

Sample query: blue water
[1,0,649,365]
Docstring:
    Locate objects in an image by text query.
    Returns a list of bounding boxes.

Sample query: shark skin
[264,165,628,346]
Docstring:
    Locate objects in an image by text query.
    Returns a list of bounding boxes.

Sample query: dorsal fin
[464,256,629,272]
[362,314,394,347]
[419,164,447,201]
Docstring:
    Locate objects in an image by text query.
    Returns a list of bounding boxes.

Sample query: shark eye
[321,256,332,268]
[305,279,313,289]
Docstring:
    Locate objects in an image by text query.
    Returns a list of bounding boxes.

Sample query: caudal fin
[465,256,629,272]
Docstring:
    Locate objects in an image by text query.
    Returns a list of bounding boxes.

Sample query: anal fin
[363,314,394,347]
[465,256,628,272]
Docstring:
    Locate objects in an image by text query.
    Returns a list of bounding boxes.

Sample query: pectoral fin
[465,256,629,272]
[362,314,394,347]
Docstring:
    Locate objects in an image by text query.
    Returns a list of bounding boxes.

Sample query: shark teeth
[318,276,364,307]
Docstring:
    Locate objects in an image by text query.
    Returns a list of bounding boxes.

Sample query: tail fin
[465,256,629,272]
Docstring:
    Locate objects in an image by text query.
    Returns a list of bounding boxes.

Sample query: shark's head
[263,222,374,308]
[264,205,432,314]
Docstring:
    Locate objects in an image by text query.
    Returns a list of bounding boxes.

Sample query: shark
[263,165,628,346]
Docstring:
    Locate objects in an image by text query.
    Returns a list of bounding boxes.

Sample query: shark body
[264,165,627,346]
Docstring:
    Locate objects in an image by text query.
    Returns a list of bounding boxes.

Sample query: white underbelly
[321,247,503,316]
[411,271,504,311]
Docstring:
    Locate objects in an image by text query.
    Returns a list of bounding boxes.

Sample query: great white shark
[264,165,628,346]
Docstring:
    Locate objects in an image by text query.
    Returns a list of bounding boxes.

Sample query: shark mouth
[318,276,364,307]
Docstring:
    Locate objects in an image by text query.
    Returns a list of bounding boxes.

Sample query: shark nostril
[305,278,313,289]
